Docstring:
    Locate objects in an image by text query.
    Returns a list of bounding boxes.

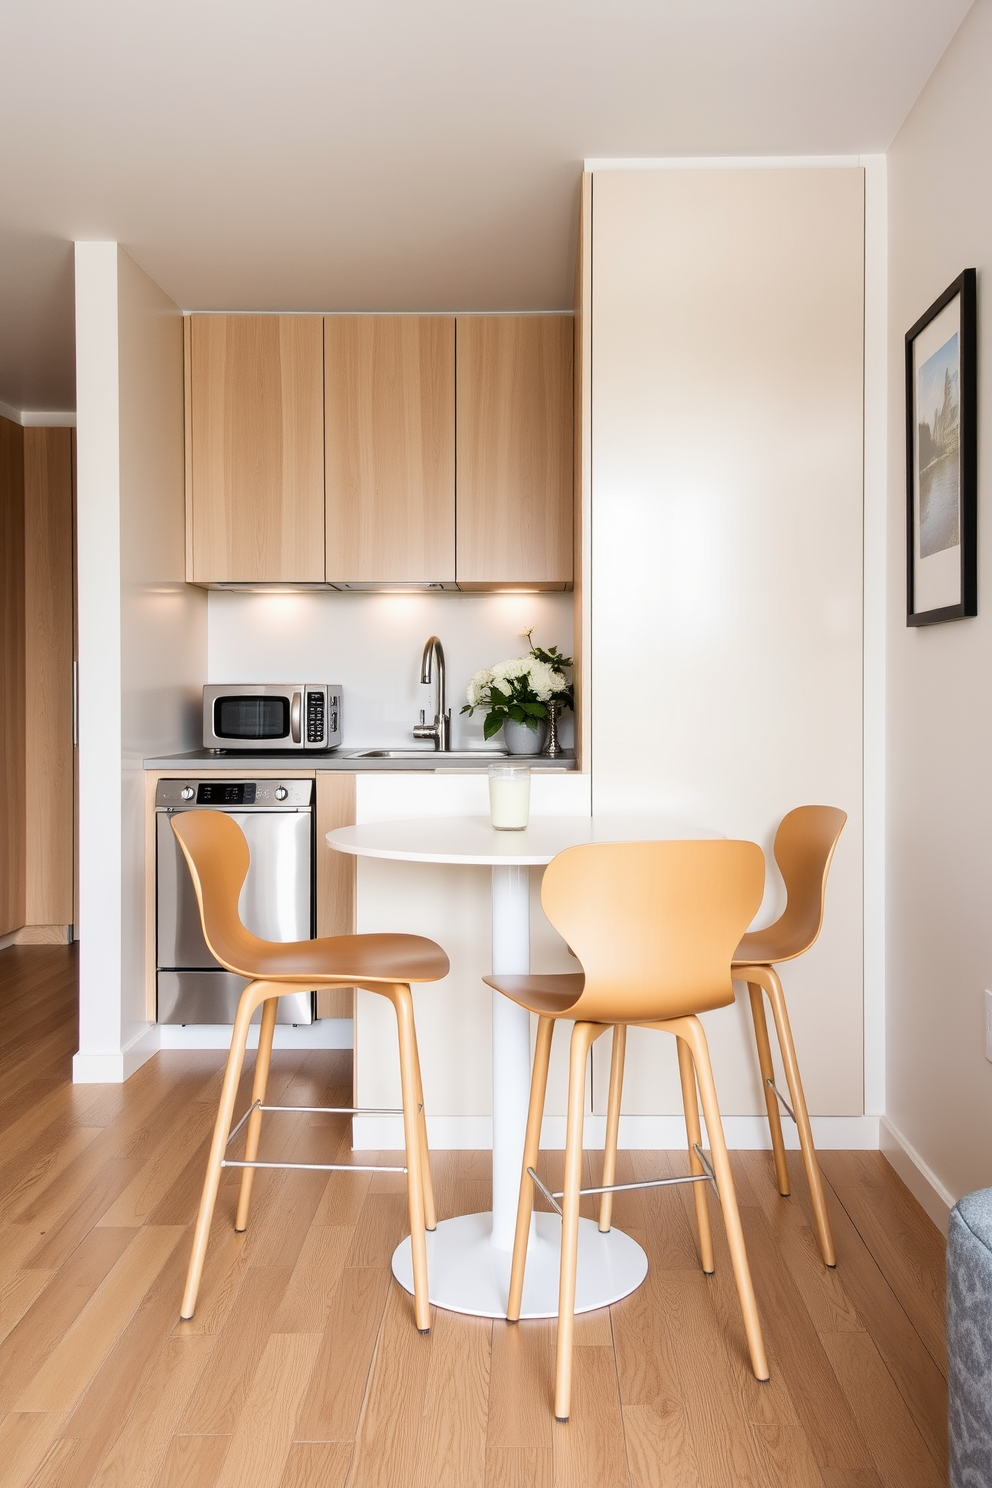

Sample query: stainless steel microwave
[203,684,342,751]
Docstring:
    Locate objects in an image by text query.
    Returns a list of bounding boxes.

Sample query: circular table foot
[391,1210,648,1320]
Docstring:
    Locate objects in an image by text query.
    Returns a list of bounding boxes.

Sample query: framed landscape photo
[906,268,977,626]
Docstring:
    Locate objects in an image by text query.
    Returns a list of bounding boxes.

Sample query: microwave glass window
[214,695,289,740]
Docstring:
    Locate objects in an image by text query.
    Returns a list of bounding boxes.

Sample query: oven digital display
[214,695,289,740]
[196,782,257,805]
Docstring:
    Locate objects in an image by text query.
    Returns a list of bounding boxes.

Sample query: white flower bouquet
[462,630,574,741]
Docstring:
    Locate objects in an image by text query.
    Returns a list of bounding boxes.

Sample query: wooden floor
[1,946,947,1488]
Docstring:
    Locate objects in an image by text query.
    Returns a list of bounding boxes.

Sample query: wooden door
[455,315,573,588]
[1,417,26,936]
[24,428,74,929]
[324,316,455,583]
[187,315,325,583]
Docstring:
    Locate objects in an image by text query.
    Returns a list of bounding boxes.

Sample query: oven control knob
[274,786,289,801]
[180,786,195,800]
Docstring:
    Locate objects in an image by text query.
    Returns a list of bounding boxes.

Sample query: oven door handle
[291,691,302,744]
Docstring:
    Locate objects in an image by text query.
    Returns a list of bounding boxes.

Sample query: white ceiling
[0,0,973,413]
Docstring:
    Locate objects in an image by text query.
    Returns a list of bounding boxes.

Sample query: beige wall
[884,0,992,1217]
[589,168,867,1131]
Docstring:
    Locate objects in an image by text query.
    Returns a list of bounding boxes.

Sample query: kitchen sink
[344,748,510,760]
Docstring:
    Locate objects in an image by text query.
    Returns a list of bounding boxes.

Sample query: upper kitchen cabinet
[455,315,573,588]
[324,316,455,584]
[185,315,325,584]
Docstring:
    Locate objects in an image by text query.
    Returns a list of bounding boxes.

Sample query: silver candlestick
[544,701,563,758]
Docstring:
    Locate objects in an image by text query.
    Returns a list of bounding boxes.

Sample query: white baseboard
[353,1115,495,1151]
[352,1112,880,1152]
[72,1023,159,1083]
[72,1020,354,1082]
[880,1116,954,1236]
[157,1020,353,1051]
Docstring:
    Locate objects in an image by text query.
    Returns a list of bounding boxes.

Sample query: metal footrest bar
[223,1097,421,1176]
[226,1100,262,1145]
[766,1077,797,1123]
[526,1150,718,1220]
[257,1104,407,1116]
[220,1158,407,1173]
[225,1099,414,1150]
[528,1168,564,1217]
[692,1143,717,1187]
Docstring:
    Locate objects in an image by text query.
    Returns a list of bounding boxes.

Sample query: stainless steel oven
[156,778,316,1024]
[203,684,341,752]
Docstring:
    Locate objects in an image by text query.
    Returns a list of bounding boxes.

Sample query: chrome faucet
[413,635,450,751]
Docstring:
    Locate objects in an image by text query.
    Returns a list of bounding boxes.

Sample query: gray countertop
[143,748,577,772]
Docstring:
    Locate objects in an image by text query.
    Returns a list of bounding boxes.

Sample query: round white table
[327,814,713,1320]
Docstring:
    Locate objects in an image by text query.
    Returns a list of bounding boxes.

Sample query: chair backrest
[738,804,847,964]
[170,810,268,977]
[540,839,765,1025]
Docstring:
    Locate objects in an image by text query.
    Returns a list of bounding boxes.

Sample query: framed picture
[906,268,977,626]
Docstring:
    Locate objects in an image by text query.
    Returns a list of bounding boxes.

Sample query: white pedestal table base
[326,818,665,1323]
[391,1211,649,1320]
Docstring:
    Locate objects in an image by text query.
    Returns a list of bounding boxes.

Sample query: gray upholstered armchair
[947,1187,992,1488]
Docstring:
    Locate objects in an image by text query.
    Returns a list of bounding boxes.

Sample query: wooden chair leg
[507,1015,555,1322]
[761,966,836,1267]
[412,1024,436,1232]
[181,982,264,1319]
[675,1016,769,1382]
[746,979,791,1197]
[235,994,278,1232]
[555,1020,599,1422]
[675,1034,714,1275]
[598,1026,626,1232]
[392,985,431,1332]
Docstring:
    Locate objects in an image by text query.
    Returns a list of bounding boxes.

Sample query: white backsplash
[207,590,575,750]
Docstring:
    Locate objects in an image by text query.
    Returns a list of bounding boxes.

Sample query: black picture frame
[906,268,977,626]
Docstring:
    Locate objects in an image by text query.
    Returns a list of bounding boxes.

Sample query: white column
[490,863,532,1250]
[73,243,125,1081]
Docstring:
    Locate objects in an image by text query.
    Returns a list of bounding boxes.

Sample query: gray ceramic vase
[502,717,548,755]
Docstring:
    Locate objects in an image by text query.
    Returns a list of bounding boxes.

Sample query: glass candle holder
[488,763,531,831]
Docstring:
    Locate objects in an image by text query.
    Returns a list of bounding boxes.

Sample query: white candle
[488,765,531,830]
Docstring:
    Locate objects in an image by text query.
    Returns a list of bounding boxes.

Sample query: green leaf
[483,711,504,739]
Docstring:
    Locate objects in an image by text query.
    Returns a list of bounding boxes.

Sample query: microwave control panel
[306,690,324,744]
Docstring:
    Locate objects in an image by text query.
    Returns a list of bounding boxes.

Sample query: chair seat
[483,972,585,1015]
[226,932,449,985]
[734,930,801,966]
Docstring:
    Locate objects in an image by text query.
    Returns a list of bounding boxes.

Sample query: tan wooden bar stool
[731,804,847,1266]
[171,810,448,1332]
[486,839,770,1422]
[600,806,847,1269]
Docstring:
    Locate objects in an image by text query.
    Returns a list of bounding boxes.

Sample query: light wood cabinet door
[324,316,455,583]
[187,315,325,583]
[455,315,573,587]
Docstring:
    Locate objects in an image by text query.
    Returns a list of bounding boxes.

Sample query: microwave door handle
[291,691,302,744]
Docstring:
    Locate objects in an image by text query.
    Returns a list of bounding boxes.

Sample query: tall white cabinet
[589,167,866,1129]
[350,167,870,1149]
